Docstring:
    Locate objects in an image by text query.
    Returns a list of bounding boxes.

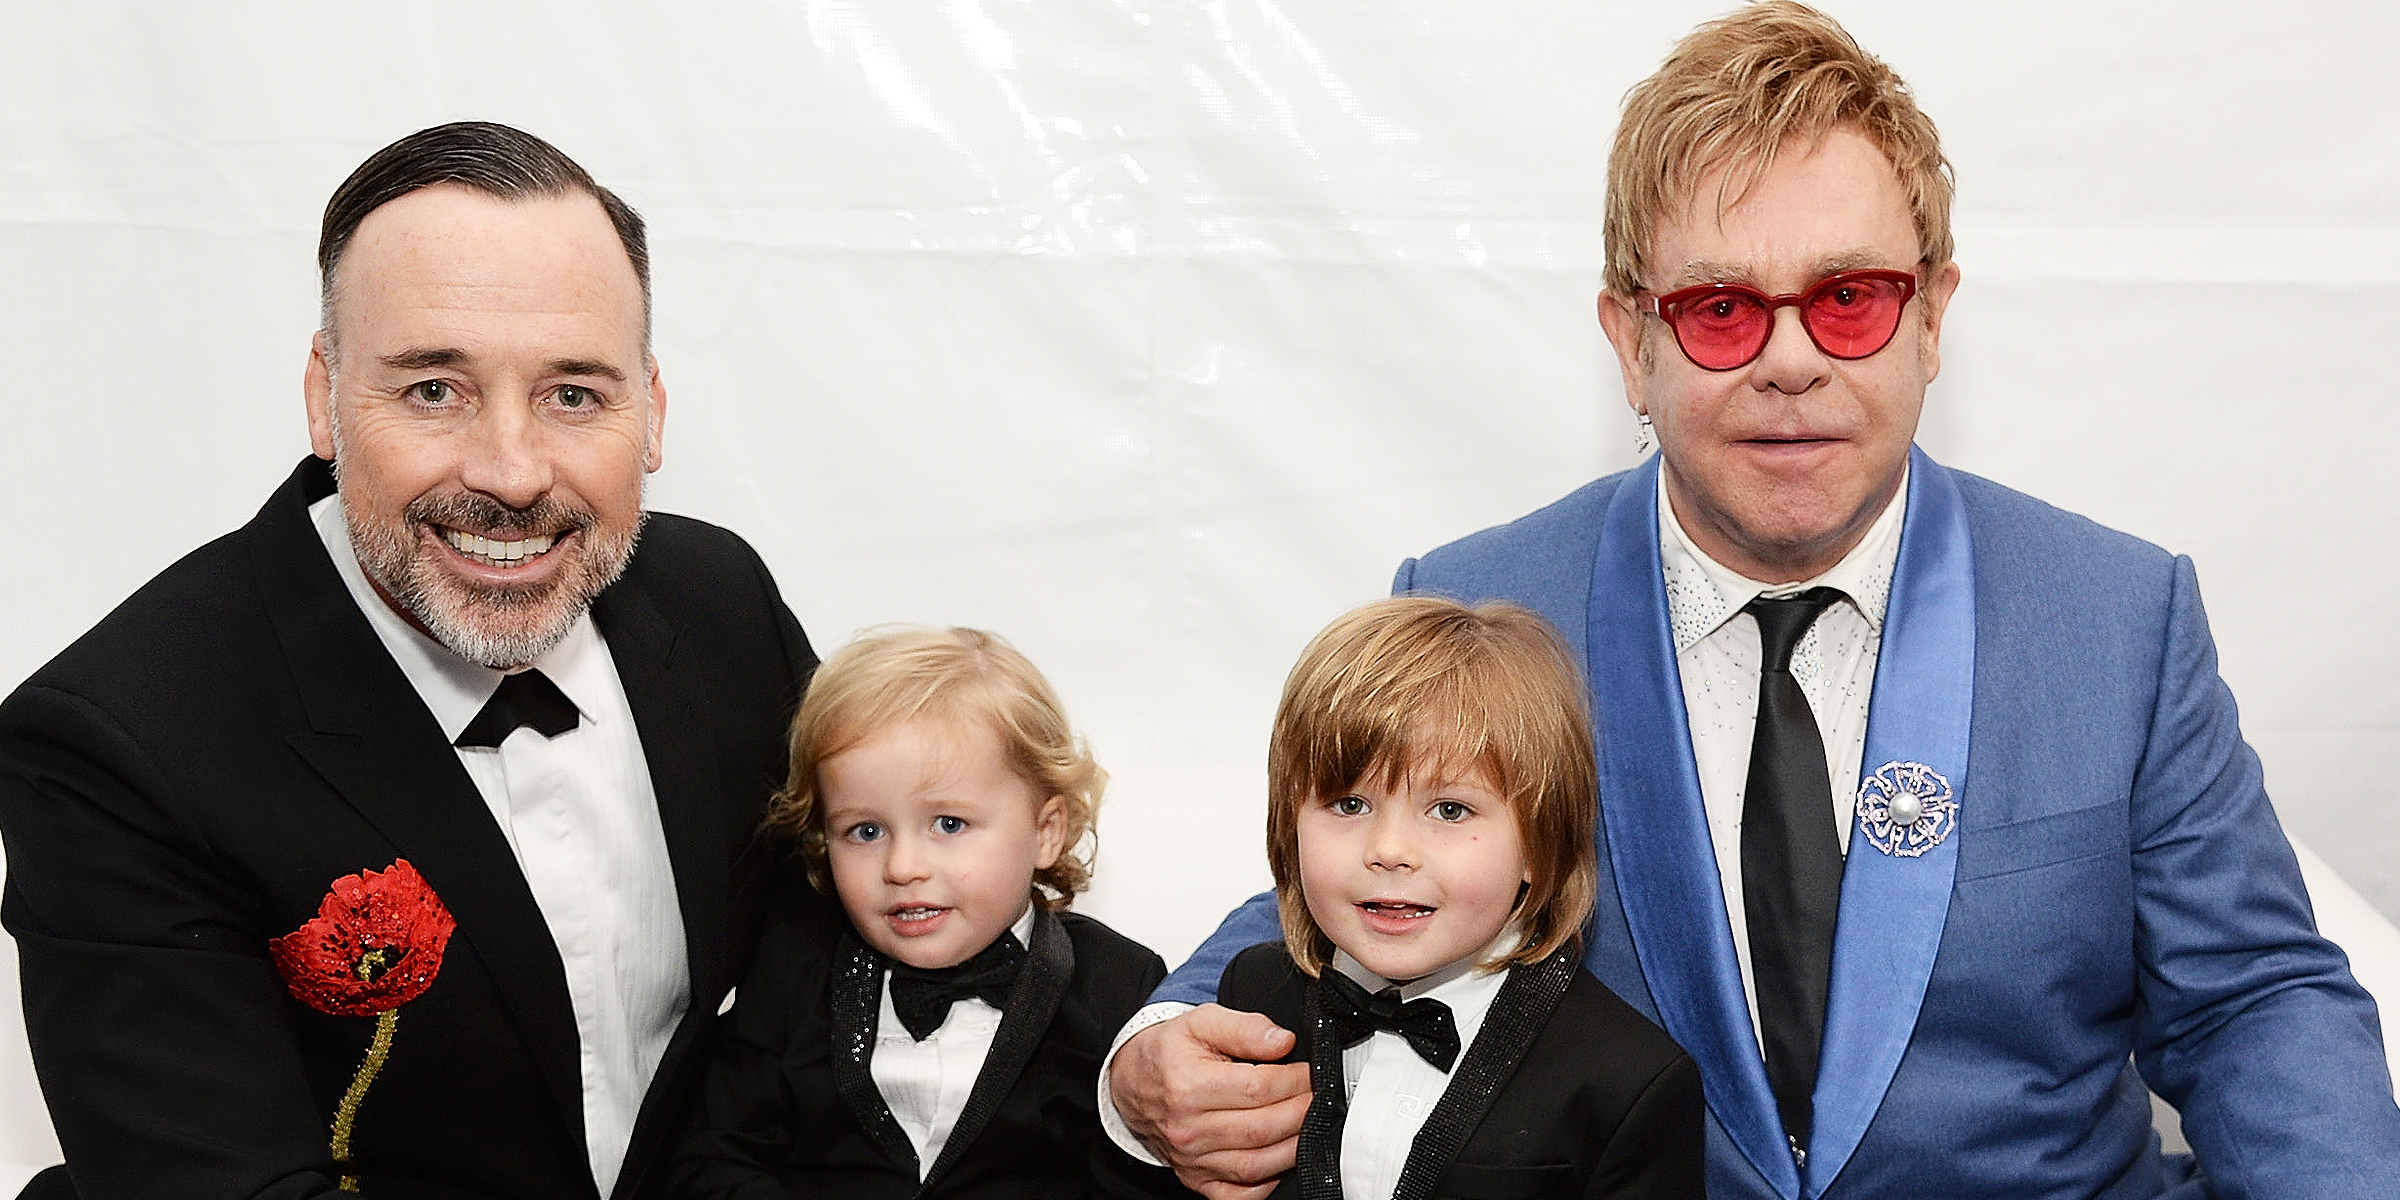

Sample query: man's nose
[459,399,555,510]
[1750,306,1830,395]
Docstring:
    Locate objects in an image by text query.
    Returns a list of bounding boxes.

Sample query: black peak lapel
[831,933,922,1175]
[1387,949,1577,1200]
[1296,976,1348,1200]
[589,574,728,998]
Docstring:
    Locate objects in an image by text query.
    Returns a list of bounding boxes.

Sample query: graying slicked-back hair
[315,121,650,355]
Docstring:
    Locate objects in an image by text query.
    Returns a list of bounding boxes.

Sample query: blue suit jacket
[1159,450,2400,1199]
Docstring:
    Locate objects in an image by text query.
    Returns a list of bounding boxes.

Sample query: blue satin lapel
[1586,456,1797,1196]
[1804,450,1973,1196]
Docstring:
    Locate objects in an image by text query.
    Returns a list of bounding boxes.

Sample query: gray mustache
[404,492,595,538]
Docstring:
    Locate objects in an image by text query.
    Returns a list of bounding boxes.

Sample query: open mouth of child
[1358,900,1434,931]
[887,905,950,932]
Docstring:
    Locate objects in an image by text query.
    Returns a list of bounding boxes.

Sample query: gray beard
[345,487,643,670]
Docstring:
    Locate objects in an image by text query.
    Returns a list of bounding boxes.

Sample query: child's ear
[1033,795,1068,870]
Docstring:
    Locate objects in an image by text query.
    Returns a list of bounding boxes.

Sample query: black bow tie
[885,931,1026,1041]
[455,669,580,748]
[1321,968,1460,1072]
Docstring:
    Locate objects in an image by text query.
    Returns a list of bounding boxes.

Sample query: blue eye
[846,821,884,843]
[933,815,967,835]
[1431,800,1471,823]
[1331,795,1369,816]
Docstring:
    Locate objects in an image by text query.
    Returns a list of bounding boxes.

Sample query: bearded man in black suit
[0,121,821,1200]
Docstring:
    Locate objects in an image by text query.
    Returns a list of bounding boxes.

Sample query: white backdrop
[4,0,2397,1170]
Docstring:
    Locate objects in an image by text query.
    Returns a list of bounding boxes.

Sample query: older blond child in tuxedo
[668,627,1188,1199]
[1218,596,1702,1200]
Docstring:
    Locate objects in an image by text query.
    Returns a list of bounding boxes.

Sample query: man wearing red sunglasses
[1107,4,2400,1199]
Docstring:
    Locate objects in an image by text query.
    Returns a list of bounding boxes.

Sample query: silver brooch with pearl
[1855,760,1957,858]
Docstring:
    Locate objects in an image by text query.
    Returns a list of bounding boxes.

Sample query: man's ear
[1918,260,1963,383]
[643,355,668,473]
[1597,291,1650,422]
[305,331,337,461]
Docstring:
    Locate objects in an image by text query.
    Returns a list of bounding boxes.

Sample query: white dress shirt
[312,495,687,1198]
[1325,945,1508,1200]
[869,907,1036,1176]
[1656,468,1905,1047]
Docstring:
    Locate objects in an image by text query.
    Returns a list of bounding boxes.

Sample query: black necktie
[454,669,580,748]
[1741,587,1846,1161]
[886,932,1025,1041]
[1319,968,1460,1072]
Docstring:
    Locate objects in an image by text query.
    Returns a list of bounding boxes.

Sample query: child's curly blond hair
[767,626,1101,909]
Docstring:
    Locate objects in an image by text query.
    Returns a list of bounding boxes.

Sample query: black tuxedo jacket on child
[666,868,1194,1199]
[1218,942,1703,1200]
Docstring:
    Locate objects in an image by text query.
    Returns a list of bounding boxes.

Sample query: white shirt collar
[988,905,1038,960]
[308,492,604,739]
[1656,464,1907,654]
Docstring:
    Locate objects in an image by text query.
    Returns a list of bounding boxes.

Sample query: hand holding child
[1111,1004,1308,1198]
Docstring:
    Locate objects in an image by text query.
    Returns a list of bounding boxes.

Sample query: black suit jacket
[665,877,1193,1200]
[1218,943,1703,1200]
[0,457,820,1200]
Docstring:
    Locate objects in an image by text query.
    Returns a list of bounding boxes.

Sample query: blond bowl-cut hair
[1604,0,1954,298]
[1265,596,1599,977]
[766,626,1101,910]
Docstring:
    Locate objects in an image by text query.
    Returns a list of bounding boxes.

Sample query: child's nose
[883,834,932,884]
[1365,818,1418,870]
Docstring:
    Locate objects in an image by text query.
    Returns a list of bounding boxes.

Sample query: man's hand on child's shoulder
[1111,1003,1309,1194]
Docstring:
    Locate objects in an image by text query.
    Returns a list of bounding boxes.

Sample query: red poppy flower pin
[269,859,457,1191]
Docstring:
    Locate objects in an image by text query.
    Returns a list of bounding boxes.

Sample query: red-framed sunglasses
[1638,267,1922,371]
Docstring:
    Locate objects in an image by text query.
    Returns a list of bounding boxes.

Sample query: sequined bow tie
[1321,968,1460,1072]
[886,932,1026,1041]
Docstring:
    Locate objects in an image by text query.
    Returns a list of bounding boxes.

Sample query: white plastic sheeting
[3,0,2397,1170]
